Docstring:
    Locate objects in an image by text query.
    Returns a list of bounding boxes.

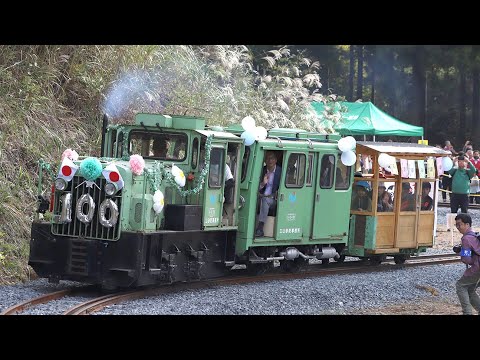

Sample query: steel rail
[61,254,462,315]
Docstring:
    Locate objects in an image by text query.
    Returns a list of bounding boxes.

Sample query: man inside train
[255,151,282,237]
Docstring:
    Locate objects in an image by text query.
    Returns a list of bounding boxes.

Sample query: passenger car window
[285,153,306,188]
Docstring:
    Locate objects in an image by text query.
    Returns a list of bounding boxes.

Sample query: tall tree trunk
[356,45,363,101]
[371,46,376,103]
[457,68,467,143]
[348,45,354,101]
[385,47,395,115]
[412,46,426,128]
[472,47,480,143]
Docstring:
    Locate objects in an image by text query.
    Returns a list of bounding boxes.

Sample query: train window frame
[335,155,351,190]
[191,137,199,170]
[241,146,250,183]
[306,153,314,187]
[320,154,335,189]
[208,147,224,189]
[285,153,306,188]
[116,131,124,158]
[128,130,188,161]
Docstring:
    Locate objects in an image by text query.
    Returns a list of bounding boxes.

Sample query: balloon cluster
[153,190,164,214]
[240,116,267,146]
[378,153,396,172]
[338,136,357,166]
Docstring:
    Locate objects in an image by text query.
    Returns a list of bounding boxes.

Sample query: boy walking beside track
[454,213,480,315]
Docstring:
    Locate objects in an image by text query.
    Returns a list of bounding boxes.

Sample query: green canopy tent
[311,101,424,140]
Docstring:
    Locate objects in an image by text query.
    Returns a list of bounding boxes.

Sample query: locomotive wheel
[369,255,384,266]
[321,258,329,266]
[247,263,271,276]
[334,255,346,263]
[393,255,407,264]
[280,257,307,273]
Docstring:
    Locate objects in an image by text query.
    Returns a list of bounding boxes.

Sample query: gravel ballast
[0,206,474,315]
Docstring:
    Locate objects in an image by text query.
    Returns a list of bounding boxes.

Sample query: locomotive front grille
[52,176,122,241]
[68,240,88,275]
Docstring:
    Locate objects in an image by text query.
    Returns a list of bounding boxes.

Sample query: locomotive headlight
[54,178,67,191]
[104,182,118,196]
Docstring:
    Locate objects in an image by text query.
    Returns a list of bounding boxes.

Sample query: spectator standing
[454,213,480,315]
[441,170,452,202]
[470,150,480,175]
[470,173,480,204]
[448,154,476,213]
[444,140,456,155]
[463,140,473,153]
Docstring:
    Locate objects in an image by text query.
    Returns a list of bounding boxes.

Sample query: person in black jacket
[421,182,433,211]
[256,151,282,237]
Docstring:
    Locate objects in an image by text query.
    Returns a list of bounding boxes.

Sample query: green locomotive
[29,113,352,288]
[29,113,447,289]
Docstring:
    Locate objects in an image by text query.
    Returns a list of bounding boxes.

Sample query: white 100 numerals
[59,193,119,227]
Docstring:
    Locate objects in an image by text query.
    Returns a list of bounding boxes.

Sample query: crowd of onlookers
[437,140,480,212]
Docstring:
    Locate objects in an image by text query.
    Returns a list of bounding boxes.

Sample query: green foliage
[0,45,336,285]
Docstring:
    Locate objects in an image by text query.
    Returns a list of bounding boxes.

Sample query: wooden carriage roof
[357,141,451,157]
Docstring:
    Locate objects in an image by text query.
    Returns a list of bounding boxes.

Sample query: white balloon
[241,116,256,131]
[442,156,453,171]
[153,201,164,214]
[171,164,181,177]
[338,137,351,152]
[153,190,164,203]
[344,136,356,150]
[241,130,256,146]
[175,172,186,187]
[378,153,391,168]
[338,136,356,152]
[254,126,268,140]
[341,150,357,166]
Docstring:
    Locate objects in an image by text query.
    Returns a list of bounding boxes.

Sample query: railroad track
[0,285,97,315]
[437,202,480,210]
[1,253,461,315]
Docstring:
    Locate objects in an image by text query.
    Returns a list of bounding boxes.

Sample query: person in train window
[255,151,282,237]
[420,182,434,211]
[351,181,372,212]
[400,182,415,211]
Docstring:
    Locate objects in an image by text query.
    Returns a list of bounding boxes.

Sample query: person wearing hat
[351,181,372,211]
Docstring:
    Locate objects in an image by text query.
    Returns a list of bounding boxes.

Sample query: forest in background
[0,45,475,283]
